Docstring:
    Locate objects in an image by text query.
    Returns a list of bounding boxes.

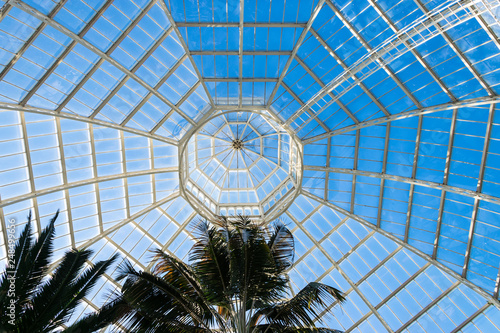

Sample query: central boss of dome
[179,110,303,223]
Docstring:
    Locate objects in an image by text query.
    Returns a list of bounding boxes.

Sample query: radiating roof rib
[157,0,214,109]
[303,96,500,144]
[119,131,130,221]
[266,0,327,110]
[413,0,494,97]
[89,123,103,236]
[20,0,113,108]
[1,103,178,144]
[18,111,42,234]
[304,166,500,206]
[0,0,67,85]
[10,0,197,125]
[2,0,500,331]
[286,0,492,128]
[463,103,494,278]
[55,116,75,247]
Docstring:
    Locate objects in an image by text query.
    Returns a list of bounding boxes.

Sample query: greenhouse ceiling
[0,0,500,331]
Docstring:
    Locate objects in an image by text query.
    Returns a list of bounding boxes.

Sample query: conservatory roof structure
[1,0,500,331]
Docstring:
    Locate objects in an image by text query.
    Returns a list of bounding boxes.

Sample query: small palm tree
[0,211,119,332]
[109,216,345,332]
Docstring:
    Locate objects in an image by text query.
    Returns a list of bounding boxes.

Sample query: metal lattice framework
[1,0,500,331]
[179,109,303,222]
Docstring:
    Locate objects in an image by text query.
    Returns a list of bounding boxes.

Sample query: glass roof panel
[1,0,500,331]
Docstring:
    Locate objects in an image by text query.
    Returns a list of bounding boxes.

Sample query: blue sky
[0,0,500,331]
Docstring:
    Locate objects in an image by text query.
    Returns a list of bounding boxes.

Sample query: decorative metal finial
[232,139,243,150]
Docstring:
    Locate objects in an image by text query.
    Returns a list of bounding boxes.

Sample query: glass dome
[0,0,500,331]
[180,109,302,221]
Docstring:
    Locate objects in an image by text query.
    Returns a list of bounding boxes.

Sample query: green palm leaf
[253,282,345,330]
[153,249,227,330]
[64,296,130,333]
[116,260,217,332]
[1,212,57,311]
[0,211,58,331]
[106,217,345,333]
[0,212,33,323]
[190,220,230,305]
[0,211,118,332]
[268,222,294,273]
[252,325,343,333]
[20,249,95,331]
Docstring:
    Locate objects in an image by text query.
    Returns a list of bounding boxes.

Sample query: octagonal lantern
[180,110,303,223]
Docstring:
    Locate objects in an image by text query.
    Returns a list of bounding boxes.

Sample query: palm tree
[109,216,345,332]
[0,211,119,332]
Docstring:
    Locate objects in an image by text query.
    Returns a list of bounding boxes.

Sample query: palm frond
[4,212,57,309]
[267,222,294,274]
[0,212,33,320]
[252,325,343,333]
[105,292,161,333]
[104,215,346,333]
[24,210,59,290]
[0,211,59,330]
[50,252,119,326]
[20,248,93,332]
[0,211,117,332]
[190,220,230,306]
[64,295,130,333]
[228,217,288,305]
[254,282,345,330]
[116,261,216,331]
[153,249,227,330]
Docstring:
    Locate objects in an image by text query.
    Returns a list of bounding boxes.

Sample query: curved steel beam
[304,166,500,205]
[266,0,328,109]
[77,191,180,250]
[0,167,178,208]
[11,0,196,126]
[158,0,215,107]
[288,0,489,127]
[303,96,500,144]
[301,190,500,310]
[0,103,178,145]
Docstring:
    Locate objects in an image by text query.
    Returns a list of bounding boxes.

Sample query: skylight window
[1,0,500,331]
